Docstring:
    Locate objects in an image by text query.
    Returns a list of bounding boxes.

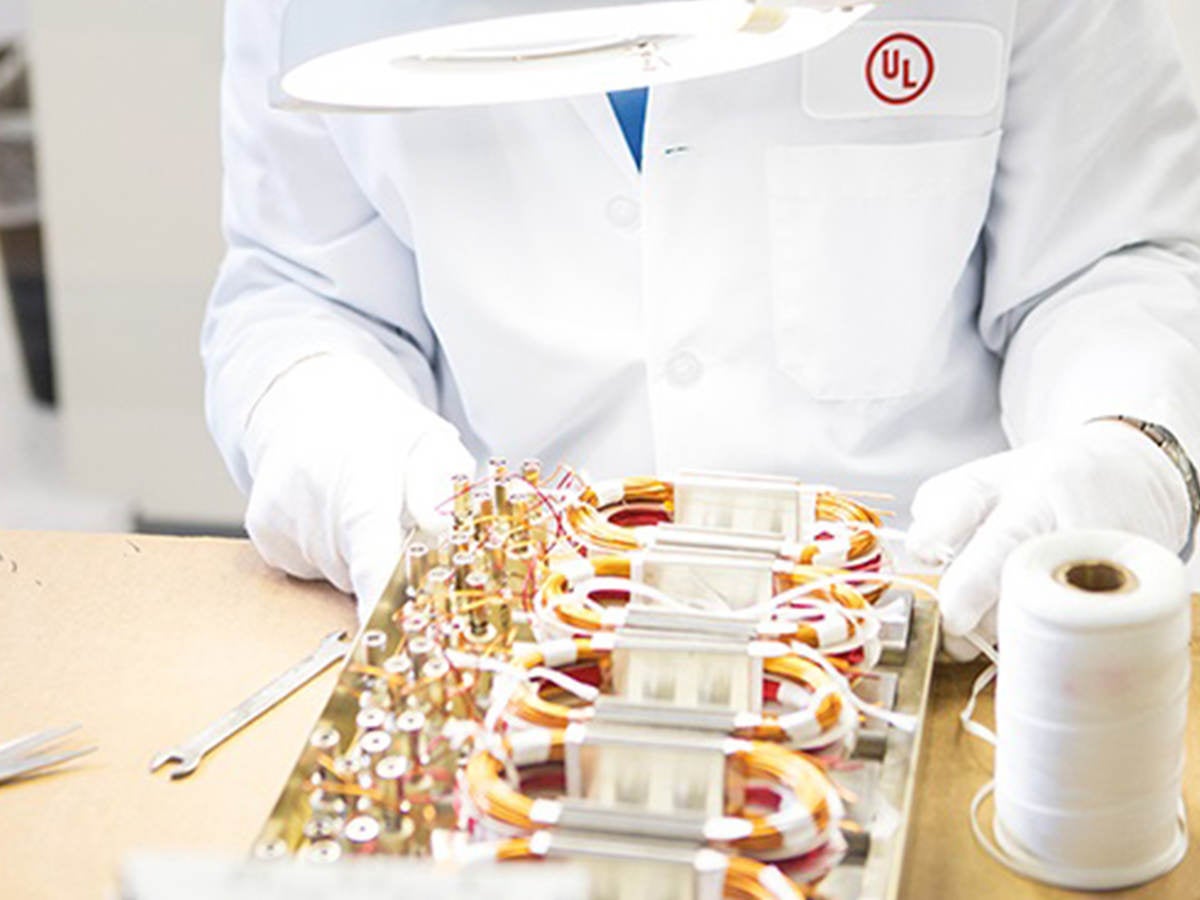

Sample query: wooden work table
[0,531,1196,899]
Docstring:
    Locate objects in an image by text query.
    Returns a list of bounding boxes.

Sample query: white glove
[907,420,1190,660]
[242,353,475,621]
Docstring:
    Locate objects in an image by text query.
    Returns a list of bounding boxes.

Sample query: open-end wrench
[148,628,350,779]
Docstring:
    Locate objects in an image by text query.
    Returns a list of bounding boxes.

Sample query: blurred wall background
[27,0,238,529]
[0,4,22,40]
[1176,1,1200,95]
[13,1,1200,532]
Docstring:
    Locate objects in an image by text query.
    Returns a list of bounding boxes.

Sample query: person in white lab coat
[204,0,1200,655]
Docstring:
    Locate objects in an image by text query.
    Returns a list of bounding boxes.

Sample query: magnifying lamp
[278,0,877,110]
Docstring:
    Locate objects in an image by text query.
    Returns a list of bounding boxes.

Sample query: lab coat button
[606,196,641,230]
[665,350,703,388]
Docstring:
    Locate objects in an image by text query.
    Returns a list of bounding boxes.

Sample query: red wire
[606,507,672,528]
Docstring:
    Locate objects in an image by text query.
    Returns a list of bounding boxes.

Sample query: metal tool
[0,723,96,784]
[149,628,350,779]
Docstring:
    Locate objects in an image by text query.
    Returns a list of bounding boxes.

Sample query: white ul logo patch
[866,33,935,105]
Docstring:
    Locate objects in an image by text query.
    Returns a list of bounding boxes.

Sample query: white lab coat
[205,0,1200,515]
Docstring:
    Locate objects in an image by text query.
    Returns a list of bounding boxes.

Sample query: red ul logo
[866,33,934,105]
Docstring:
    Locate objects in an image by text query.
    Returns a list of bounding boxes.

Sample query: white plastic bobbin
[798,487,819,529]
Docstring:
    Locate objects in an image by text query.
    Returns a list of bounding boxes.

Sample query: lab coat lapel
[568,94,641,185]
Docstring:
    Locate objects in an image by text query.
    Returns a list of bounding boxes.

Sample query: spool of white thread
[980,529,1191,890]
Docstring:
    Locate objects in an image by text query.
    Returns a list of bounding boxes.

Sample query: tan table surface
[0,531,1195,899]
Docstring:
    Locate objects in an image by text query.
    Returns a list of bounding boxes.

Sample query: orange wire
[724,858,808,899]
[573,477,884,569]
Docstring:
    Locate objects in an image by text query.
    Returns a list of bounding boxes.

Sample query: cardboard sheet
[0,531,356,897]
[0,530,1195,898]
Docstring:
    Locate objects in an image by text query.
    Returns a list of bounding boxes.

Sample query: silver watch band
[1094,415,1200,560]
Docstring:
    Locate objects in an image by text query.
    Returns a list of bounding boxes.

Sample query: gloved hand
[906,420,1190,660]
[242,353,475,622]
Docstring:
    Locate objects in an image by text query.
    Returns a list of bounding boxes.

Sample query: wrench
[149,628,350,779]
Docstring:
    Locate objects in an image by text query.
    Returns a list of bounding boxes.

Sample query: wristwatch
[1094,415,1200,560]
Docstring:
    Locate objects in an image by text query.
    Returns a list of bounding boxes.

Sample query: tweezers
[0,723,96,783]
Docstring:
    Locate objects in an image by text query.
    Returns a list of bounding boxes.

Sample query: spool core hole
[1059,560,1130,594]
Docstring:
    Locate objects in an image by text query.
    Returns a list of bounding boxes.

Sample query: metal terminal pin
[482,532,506,573]
[466,621,498,648]
[309,726,340,753]
[485,534,508,583]
[452,551,474,591]
[505,541,536,597]
[401,611,431,638]
[521,458,542,487]
[359,679,392,711]
[396,710,427,768]
[404,770,436,811]
[344,815,381,854]
[308,789,348,818]
[381,654,413,710]
[380,815,416,855]
[254,838,289,860]
[435,532,454,568]
[419,657,450,710]
[470,546,490,578]
[425,567,454,616]
[299,839,342,863]
[375,755,408,826]
[477,496,495,526]
[357,730,393,759]
[490,456,511,515]
[447,679,476,720]
[510,495,532,543]
[383,654,413,679]
[451,474,473,525]
[302,816,341,842]
[464,577,492,636]
[492,594,514,637]
[407,636,434,670]
[331,753,362,780]
[450,528,473,555]
[404,543,431,597]
[359,630,389,668]
[355,708,388,733]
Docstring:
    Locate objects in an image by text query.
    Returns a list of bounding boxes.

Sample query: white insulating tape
[809,611,852,646]
[590,480,626,509]
[758,865,797,900]
[555,557,595,584]
[509,727,555,767]
[975,529,1190,890]
[540,638,579,668]
[529,798,563,826]
[774,680,810,709]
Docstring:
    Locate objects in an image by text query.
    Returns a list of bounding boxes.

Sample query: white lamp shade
[278,0,875,109]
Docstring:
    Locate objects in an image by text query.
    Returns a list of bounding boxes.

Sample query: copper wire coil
[539,559,876,640]
[728,743,832,852]
[725,856,809,899]
[466,732,567,831]
[571,477,883,567]
[507,640,845,743]
[466,731,835,856]
[496,837,806,898]
[579,477,675,510]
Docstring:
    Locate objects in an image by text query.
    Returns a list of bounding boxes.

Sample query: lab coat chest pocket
[766,132,1002,400]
